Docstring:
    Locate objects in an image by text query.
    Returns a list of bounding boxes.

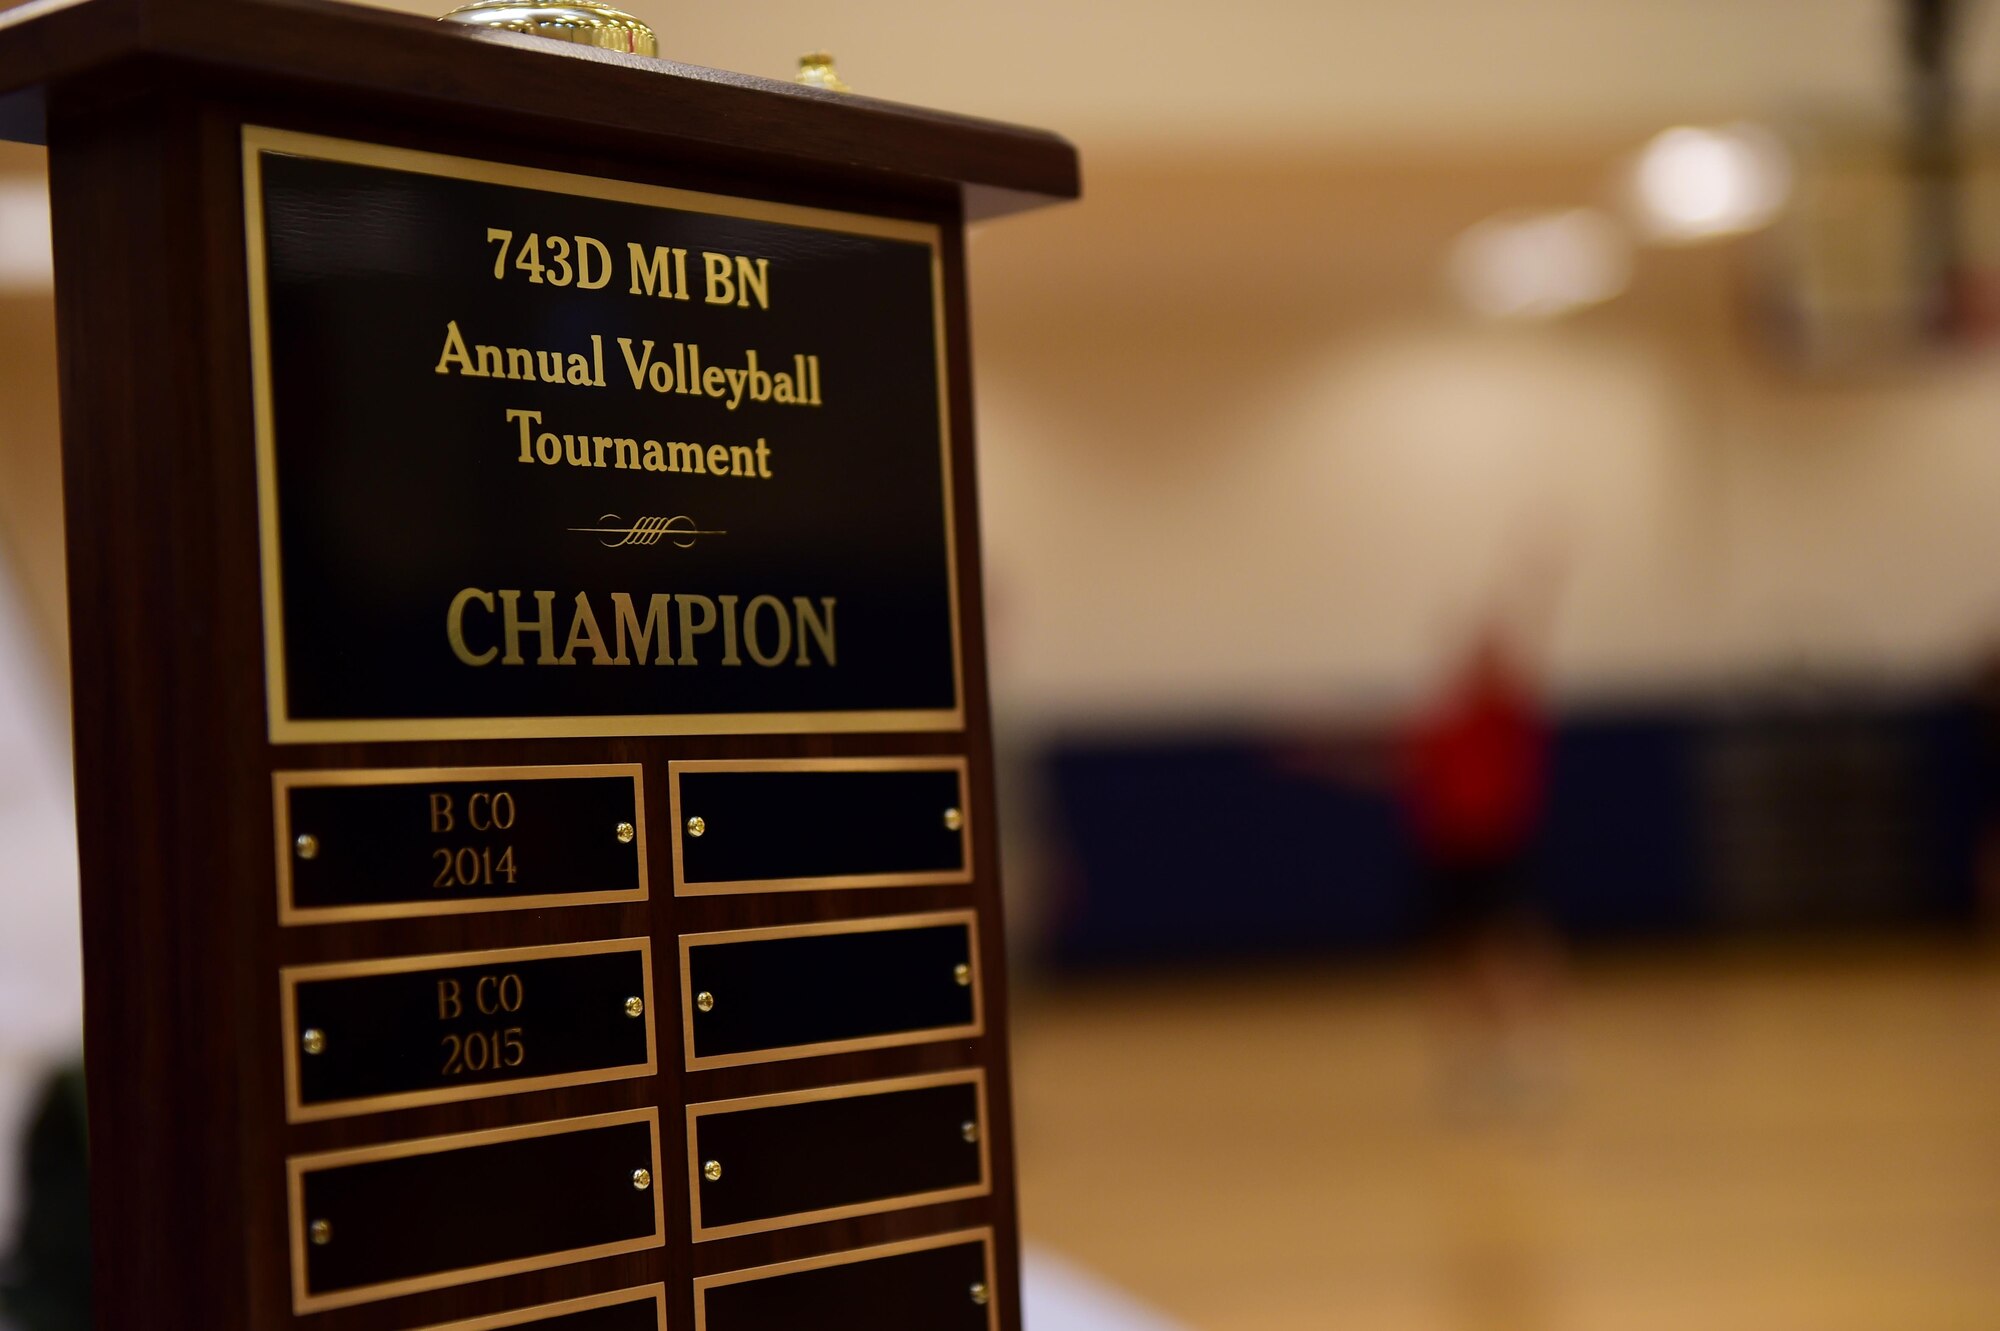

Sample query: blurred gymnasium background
[5,1,2000,1327]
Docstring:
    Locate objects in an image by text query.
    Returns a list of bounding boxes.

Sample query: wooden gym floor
[1010,943,2000,1331]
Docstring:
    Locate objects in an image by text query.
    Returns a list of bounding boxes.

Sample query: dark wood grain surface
[42,10,1057,1325]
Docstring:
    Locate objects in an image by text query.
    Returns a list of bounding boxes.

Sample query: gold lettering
[744,594,791,666]
[559,591,612,664]
[734,255,770,309]
[577,236,612,289]
[794,596,836,666]
[676,594,717,665]
[507,408,541,463]
[447,588,498,665]
[429,792,456,833]
[499,589,559,665]
[702,251,735,305]
[718,594,742,666]
[610,592,673,664]
[629,243,676,298]
[434,320,478,376]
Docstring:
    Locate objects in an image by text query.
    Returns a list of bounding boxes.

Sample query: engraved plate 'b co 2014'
[276,764,646,924]
[245,128,962,742]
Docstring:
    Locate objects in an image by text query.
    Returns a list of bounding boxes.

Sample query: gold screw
[943,807,963,832]
[961,1120,979,1144]
[970,1281,990,1306]
[954,963,972,987]
[624,996,645,1018]
[309,1219,332,1246]
[615,821,636,845]
[795,51,852,92]
[294,833,319,860]
[696,991,715,1013]
[631,1167,652,1191]
[301,1028,326,1056]
[686,814,706,838]
[702,1159,722,1182]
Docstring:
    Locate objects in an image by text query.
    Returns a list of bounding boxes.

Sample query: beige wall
[966,151,2000,724]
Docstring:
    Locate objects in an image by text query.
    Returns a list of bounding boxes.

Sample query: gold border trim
[287,1107,666,1315]
[409,1283,667,1331]
[274,763,649,926]
[686,1069,990,1241]
[692,1227,997,1331]
[680,910,983,1071]
[242,124,966,744]
[669,757,973,896]
[280,937,658,1123]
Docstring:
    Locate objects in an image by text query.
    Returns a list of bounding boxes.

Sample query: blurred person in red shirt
[1404,620,1564,1122]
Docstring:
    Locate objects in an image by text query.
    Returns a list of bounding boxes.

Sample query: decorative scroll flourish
[570,515,727,550]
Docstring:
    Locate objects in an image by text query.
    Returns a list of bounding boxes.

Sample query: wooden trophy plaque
[0,2,1078,1327]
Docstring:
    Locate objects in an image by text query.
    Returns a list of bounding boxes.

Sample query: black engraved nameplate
[282,939,656,1122]
[672,758,971,895]
[288,1109,663,1314]
[688,1071,988,1240]
[681,911,980,1069]
[695,1230,995,1331]
[276,764,645,924]
[411,1285,667,1331]
[245,127,962,743]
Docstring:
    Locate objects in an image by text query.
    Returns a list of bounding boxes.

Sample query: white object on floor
[1021,1245,1189,1331]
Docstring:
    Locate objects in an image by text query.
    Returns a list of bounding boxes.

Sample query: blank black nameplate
[276,764,646,924]
[694,1229,996,1331]
[282,939,657,1122]
[410,1284,667,1331]
[671,758,971,895]
[287,1109,664,1314]
[681,911,981,1070]
[688,1071,989,1240]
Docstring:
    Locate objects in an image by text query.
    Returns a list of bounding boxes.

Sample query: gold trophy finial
[441,2,658,57]
[795,52,851,93]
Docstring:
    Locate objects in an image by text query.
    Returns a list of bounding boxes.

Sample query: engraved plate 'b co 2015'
[281,939,656,1122]
[245,127,962,742]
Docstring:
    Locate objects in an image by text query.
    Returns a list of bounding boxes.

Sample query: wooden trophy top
[0,0,1080,217]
